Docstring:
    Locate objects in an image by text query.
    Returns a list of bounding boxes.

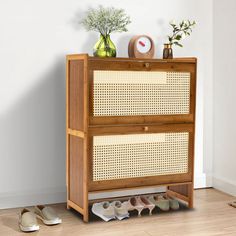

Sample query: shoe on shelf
[34,205,62,225]
[111,201,129,220]
[19,208,39,232]
[125,197,144,217]
[165,195,180,210]
[92,202,116,222]
[136,196,156,215]
[228,201,236,208]
[148,195,170,211]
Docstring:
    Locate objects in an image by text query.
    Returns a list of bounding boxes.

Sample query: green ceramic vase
[93,34,116,57]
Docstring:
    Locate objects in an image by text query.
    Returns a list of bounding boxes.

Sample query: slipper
[19,208,39,232]
[34,205,62,225]
[148,195,170,211]
[164,195,180,210]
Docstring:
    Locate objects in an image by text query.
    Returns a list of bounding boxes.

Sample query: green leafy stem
[168,20,196,47]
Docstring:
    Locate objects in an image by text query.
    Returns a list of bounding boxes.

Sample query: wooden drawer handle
[144,62,150,68]
[143,126,149,131]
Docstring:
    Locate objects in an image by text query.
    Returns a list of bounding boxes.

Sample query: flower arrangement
[81,5,131,36]
[168,20,196,47]
[80,5,131,57]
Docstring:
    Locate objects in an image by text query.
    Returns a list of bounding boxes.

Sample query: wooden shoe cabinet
[66,54,197,222]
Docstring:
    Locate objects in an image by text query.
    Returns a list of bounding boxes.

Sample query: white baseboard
[0,187,66,209]
[212,176,236,196]
[0,174,212,209]
[194,173,213,188]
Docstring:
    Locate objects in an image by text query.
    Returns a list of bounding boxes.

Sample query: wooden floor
[0,189,236,236]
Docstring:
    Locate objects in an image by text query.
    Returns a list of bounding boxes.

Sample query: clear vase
[93,34,116,57]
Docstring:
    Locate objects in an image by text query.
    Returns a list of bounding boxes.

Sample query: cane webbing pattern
[93,132,189,181]
[93,71,190,116]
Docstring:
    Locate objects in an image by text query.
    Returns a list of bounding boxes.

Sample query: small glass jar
[163,43,173,59]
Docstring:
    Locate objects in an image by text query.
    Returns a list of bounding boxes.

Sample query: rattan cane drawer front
[93,132,189,181]
[93,71,190,117]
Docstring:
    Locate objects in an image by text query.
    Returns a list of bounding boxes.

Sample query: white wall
[213,0,236,196]
[0,0,213,208]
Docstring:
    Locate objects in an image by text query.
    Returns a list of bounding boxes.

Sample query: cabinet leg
[67,204,71,210]
[83,212,89,223]
[188,183,194,208]
[189,199,193,208]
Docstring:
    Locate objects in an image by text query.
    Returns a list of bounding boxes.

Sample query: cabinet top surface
[67,54,197,63]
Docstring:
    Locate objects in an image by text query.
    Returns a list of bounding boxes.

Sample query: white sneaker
[19,208,39,232]
[111,201,129,220]
[92,202,116,222]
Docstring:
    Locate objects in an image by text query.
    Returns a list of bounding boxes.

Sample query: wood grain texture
[89,123,194,135]
[67,200,84,214]
[66,56,70,208]
[68,129,85,138]
[67,54,197,63]
[168,184,189,196]
[82,55,89,222]
[69,136,84,208]
[89,181,192,195]
[1,189,236,236]
[69,59,84,131]
[167,189,189,202]
[89,175,193,192]
[89,60,195,73]
[67,54,89,222]
[89,115,194,126]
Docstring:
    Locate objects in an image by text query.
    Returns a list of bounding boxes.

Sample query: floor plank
[0,189,235,236]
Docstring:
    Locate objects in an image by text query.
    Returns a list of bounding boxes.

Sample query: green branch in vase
[168,20,196,47]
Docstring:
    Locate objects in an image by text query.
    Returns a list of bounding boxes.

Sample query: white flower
[181,33,186,39]
[81,6,131,35]
[170,20,176,25]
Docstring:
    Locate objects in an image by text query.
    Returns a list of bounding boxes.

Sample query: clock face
[128,35,155,58]
[136,36,152,54]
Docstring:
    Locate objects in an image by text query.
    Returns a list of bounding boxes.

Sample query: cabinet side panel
[168,185,188,196]
[69,60,84,131]
[69,135,84,207]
